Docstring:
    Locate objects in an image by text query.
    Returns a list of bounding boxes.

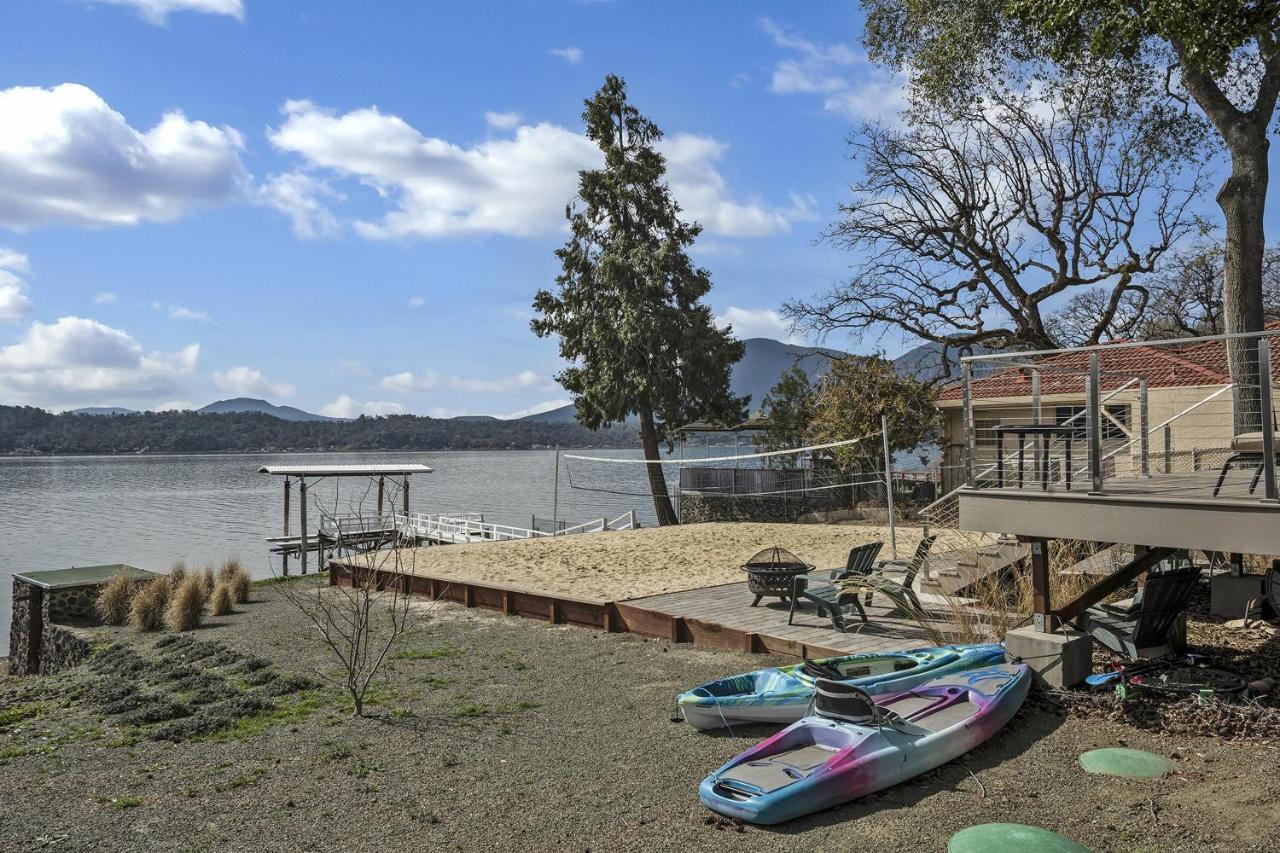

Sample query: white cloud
[168,305,210,321]
[379,370,440,392]
[379,368,555,394]
[155,399,194,411]
[550,47,584,65]
[91,0,245,25]
[0,248,33,323]
[0,316,198,405]
[715,306,805,344]
[95,291,118,304]
[0,83,248,229]
[319,394,406,419]
[485,111,522,130]
[258,171,342,239]
[267,100,806,240]
[500,398,572,419]
[760,18,908,124]
[408,296,425,308]
[662,134,818,237]
[212,365,296,399]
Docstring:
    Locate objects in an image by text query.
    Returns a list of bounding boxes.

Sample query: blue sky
[0,1,1267,418]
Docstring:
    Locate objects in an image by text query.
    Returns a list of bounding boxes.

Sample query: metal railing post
[1259,339,1277,501]
[1031,370,1042,486]
[1138,378,1150,478]
[1087,353,1104,494]
[962,362,974,486]
[1163,424,1173,473]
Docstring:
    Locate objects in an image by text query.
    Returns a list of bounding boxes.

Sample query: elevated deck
[959,469,1280,554]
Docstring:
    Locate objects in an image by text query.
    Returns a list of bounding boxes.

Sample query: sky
[0,1,1269,419]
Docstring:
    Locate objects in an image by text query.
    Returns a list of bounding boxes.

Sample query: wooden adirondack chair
[860,534,937,614]
[786,541,884,632]
[1083,557,1199,660]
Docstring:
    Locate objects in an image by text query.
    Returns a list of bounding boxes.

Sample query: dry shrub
[210,582,235,616]
[168,560,188,590]
[894,538,1117,645]
[95,568,136,626]
[165,574,207,632]
[201,565,216,593]
[218,557,242,585]
[130,577,171,632]
[229,567,251,604]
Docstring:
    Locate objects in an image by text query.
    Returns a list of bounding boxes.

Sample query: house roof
[936,339,1236,402]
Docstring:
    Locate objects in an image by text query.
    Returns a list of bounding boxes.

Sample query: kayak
[677,643,1005,730]
[699,663,1030,824]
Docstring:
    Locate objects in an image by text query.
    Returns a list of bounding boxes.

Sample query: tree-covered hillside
[0,406,640,455]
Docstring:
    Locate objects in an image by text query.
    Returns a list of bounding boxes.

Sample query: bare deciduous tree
[1048,241,1280,345]
[786,86,1205,368]
[274,487,419,718]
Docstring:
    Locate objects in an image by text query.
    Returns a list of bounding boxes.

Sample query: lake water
[0,448,666,653]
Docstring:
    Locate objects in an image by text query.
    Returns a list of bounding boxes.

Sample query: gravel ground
[1,580,1277,853]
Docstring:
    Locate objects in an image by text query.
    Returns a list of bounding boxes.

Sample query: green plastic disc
[1078,747,1172,778]
[948,823,1090,853]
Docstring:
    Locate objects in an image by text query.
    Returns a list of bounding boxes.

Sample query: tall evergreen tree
[532,75,746,525]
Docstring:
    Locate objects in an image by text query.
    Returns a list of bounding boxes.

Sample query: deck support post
[1259,339,1277,502]
[1027,537,1053,633]
[1138,379,1150,478]
[962,362,974,486]
[300,478,309,575]
[1086,353,1104,494]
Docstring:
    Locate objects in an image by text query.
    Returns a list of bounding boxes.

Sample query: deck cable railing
[924,328,1280,529]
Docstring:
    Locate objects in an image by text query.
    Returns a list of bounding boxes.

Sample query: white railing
[391,510,638,544]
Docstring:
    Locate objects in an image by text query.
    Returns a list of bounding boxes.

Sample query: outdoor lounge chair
[786,541,884,632]
[859,534,937,614]
[1082,556,1199,660]
[1212,431,1280,496]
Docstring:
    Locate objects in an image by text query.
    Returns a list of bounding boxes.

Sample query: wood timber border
[328,561,848,659]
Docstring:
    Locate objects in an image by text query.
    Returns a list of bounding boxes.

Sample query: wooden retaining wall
[329,561,847,659]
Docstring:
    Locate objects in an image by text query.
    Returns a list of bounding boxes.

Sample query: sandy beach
[379,522,985,602]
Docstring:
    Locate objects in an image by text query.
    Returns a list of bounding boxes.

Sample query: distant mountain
[68,407,138,416]
[196,398,337,422]
[519,336,982,426]
[450,415,500,423]
[520,337,848,424]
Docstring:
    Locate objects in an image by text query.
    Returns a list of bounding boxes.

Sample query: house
[933,336,1242,493]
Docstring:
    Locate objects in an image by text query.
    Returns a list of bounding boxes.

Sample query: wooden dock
[332,562,963,660]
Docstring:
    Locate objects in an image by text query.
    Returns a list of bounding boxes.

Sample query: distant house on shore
[933,335,1250,492]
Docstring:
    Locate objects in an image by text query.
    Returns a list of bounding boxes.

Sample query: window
[1054,405,1129,442]
[973,419,1001,447]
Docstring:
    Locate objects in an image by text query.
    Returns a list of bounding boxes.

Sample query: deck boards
[619,570,955,658]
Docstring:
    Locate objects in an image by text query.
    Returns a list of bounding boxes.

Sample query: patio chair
[859,534,937,614]
[1212,431,1280,496]
[1082,556,1199,660]
[786,541,883,632]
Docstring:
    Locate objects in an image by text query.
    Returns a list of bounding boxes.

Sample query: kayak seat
[717,744,838,795]
[814,678,879,724]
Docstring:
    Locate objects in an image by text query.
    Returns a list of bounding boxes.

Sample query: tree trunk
[639,407,679,526]
[1220,132,1270,434]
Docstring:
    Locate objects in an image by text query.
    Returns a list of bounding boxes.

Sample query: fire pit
[742,546,813,607]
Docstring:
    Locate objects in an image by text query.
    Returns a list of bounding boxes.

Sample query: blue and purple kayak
[699,663,1031,824]
[677,643,1005,730]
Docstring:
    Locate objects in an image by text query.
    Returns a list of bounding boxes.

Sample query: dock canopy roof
[257,463,433,476]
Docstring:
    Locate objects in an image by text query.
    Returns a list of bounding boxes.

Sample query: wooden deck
[615,572,957,659]
[960,469,1280,554]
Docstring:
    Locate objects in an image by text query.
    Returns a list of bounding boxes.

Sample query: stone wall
[8,578,100,676]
